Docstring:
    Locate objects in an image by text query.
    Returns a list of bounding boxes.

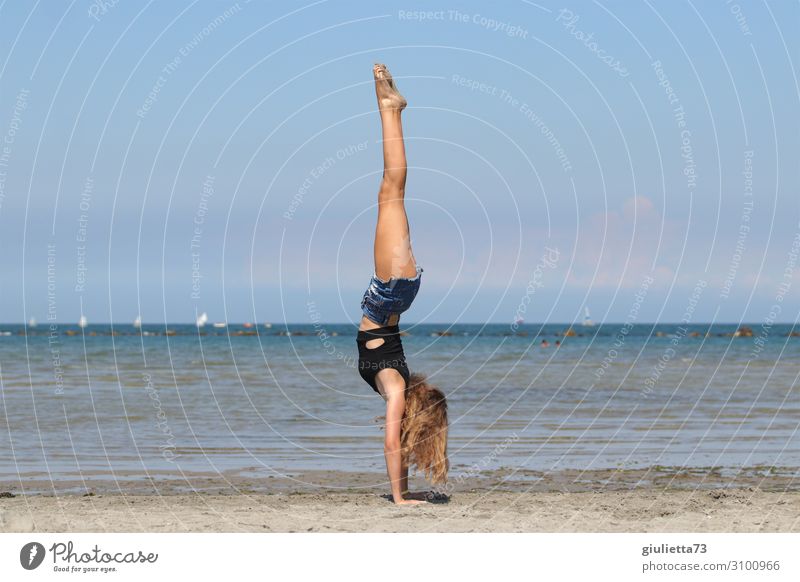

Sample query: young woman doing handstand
[356,64,449,505]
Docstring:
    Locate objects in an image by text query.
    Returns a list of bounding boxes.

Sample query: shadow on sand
[380,491,451,504]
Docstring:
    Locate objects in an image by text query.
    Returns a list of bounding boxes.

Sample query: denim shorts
[360,266,422,326]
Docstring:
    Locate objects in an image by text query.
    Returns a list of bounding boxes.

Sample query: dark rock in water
[788,331,800,337]
[434,331,453,337]
[0,491,15,498]
[734,326,753,337]
[561,327,577,337]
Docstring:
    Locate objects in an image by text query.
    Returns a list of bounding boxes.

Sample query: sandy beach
[2,469,798,533]
[2,490,798,533]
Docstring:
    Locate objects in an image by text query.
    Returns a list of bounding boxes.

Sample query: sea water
[0,323,798,484]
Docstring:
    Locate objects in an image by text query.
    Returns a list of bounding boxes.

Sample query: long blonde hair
[401,373,449,484]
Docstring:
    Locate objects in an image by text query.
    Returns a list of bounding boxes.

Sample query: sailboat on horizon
[78,315,88,328]
[133,315,142,329]
[582,307,594,327]
[196,312,208,327]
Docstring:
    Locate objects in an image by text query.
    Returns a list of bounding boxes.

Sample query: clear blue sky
[0,0,797,324]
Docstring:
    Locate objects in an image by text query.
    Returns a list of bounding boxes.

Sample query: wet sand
[1,468,798,532]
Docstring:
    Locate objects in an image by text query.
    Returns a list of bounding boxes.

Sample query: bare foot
[394,498,425,506]
[373,63,407,112]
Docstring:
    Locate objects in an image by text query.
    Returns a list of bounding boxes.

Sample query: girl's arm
[384,385,422,505]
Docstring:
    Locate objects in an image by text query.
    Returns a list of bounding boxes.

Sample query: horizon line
[3,321,794,326]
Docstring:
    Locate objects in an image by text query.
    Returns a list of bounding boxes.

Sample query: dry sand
[1,489,798,533]
[1,468,798,532]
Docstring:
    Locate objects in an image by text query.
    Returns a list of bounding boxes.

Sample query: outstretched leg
[373,63,417,283]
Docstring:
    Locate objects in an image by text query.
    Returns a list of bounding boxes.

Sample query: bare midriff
[359,314,399,332]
